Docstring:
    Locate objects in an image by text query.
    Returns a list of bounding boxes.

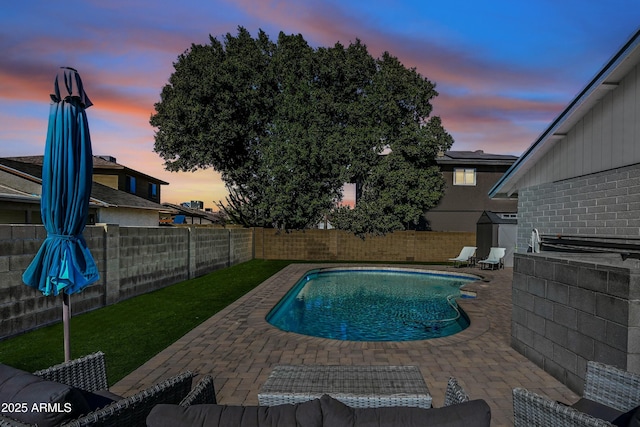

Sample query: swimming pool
[266,267,479,341]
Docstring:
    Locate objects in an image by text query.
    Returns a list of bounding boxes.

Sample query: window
[125,175,136,193]
[453,168,476,186]
[149,183,158,200]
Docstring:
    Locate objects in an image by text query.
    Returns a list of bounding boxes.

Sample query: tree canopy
[151,27,453,233]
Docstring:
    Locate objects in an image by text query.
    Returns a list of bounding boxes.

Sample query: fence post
[188,226,197,279]
[102,223,120,305]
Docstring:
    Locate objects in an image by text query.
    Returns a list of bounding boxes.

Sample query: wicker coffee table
[258,365,432,408]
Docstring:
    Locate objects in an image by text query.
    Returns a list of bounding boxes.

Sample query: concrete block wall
[512,252,640,393]
[254,228,476,262]
[118,226,191,300]
[0,225,107,340]
[194,228,231,276]
[193,228,253,276]
[0,224,254,339]
[229,228,253,265]
[516,163,640,253]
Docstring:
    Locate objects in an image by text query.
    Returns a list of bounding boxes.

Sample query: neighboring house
[0,157,175,227]
[161,203,225,225]
[90,155,168,203]
[424,150,518,232]
[490,28,640,255]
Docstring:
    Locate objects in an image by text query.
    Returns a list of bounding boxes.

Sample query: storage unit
[476,211,516,267]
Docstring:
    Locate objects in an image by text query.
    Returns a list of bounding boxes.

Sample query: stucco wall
[426,166,518,232]
[96,207,159,227]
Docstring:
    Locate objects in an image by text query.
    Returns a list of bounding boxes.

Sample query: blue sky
[1,0,639,208]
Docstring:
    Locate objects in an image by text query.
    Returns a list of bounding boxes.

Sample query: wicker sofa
[0,352,193,427]
[147,376,492,427]
[513,361,640,426]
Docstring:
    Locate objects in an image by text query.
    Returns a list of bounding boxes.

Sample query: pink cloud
[434,94,564,127]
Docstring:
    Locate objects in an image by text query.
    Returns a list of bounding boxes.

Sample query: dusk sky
[1,1,639,209]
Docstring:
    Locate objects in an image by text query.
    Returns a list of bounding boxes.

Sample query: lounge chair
[477,247,506,270]
[513,361,640,426]
[448,246,477,267]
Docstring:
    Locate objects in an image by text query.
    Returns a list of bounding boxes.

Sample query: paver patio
[112,263,579,426]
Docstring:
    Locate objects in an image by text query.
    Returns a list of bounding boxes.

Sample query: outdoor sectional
[146,375,492,427]
[0,352,193,427]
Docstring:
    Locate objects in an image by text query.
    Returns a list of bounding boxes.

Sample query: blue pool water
[266,268,479,341]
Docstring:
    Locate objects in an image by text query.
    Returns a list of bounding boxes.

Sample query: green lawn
[0,259,292,385]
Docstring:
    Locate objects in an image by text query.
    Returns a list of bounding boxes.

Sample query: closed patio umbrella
[22,67,100,362]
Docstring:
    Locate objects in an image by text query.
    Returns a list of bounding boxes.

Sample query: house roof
[0,158,175,213]
[489,28,640,199]
[162,203,224,222]
[4,155,170,185]
[0,184,40,205]
[477,210,517,225]
[436,150,518,166]
[89,181,174,212]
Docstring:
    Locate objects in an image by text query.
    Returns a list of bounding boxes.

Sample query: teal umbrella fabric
[22,67,99,360]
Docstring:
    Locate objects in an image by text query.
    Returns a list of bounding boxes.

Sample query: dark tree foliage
[151,27,453,233]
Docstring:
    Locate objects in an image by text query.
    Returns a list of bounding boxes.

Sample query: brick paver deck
[112,263,579,426]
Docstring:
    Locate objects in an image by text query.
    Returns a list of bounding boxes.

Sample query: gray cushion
[319,394,492,427]
[613,405,640,427]
[146,398,323,427]
[146,394,492,427]
[77,388,122,411]
[0,363,91,427]
[572,398,624,423]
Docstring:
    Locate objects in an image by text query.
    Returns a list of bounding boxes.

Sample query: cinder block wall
[229,228,253,265]
[195,228,231,275]
[512,252,640,393]
[516,163,640,252]
[0,225,253,339]
[254,228,476,262]
[119,226,191,300]
[194,227,253,276]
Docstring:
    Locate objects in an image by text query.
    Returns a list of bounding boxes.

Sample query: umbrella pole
[63,293,71,362]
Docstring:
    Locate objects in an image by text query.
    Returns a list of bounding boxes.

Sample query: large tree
[151,27,453,233]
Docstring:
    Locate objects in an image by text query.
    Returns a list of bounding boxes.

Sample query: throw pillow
[319,394,354,427]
